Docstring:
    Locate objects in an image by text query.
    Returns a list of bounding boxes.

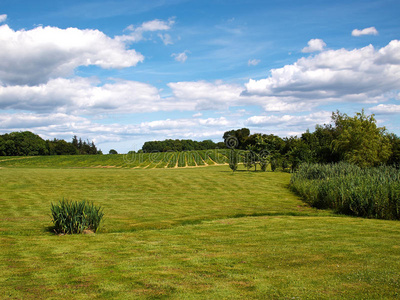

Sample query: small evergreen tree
[229,149,238,172]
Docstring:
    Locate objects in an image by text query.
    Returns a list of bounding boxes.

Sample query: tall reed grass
[50,199,104,234]
[290,162,400,220]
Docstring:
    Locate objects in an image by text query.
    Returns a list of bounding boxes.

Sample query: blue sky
[0,0,399,153]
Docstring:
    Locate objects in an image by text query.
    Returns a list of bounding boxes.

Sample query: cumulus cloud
[0,24,144,85]
[141,117,230,130]
[244,40,400,106]
[248,59,261,66]
[0,112,232,147]
[171,51,189,63]
[245,111,332,129]
[118,18,175,43]
[370,104,400,114]
[0,112,86,130]
[168,80,244,110]
[0,77,250,115]
[168,80,314,113]
[0,14,6,23]
[352,27,378,36]
[261,99,314,112]
[0,77,179,114]
[302,39,326,53]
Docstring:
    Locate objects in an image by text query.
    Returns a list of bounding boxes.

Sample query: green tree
[223,128,250,150]
[228,149,238,172]
[109,149,118,155]
[387,134,400,168]
[332,110,391,167]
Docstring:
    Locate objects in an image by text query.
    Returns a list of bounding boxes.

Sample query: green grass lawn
[0,163,399,299]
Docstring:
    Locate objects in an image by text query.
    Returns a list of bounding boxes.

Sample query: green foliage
[228,149,238,172]
[0,131,100,156]
[332,110,391,167]
[223,128,250,150]
[290,163,400,220]
[142,139,221,152]
[242,151,255,171]
[50,199,104,234]
[270,159,278,172]
[388,133,400,168]
[0,131,48,156]
[109,149,118,154]
[223,110,396,171]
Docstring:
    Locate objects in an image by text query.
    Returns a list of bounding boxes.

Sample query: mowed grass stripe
[1,165,399,299]
[0,166,322,235]
[1,216,399,299]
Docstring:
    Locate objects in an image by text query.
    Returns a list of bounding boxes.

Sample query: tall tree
[223,128,250,150]
[332,110,391,167]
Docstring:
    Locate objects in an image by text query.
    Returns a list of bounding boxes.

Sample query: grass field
[0,157,399,299]
[0,151,230,169]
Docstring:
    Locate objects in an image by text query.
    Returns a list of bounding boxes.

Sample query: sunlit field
[0,157,399,299]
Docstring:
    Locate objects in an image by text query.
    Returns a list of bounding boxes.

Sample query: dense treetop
[223,110,400,169]
[0,131,101,156]
[141,139,225,153]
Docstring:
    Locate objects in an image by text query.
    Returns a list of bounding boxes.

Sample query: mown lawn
[0,165,399,299]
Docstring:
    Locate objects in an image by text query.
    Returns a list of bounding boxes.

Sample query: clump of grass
[290,162,400,220]
[50,199,104,234]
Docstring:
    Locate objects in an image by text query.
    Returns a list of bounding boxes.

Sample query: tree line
[0,131,101,156]
[225,110,400,171]
[2,110,399,168]
[141,139,226,153]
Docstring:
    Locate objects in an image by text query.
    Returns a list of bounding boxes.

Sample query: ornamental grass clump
[50,199,104,234]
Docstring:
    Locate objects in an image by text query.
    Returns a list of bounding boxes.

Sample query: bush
[290,162,400,220]
[50,199,104,234]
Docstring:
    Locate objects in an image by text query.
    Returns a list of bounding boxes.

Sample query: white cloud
[0,77,176,114]
[245,111,332,130]
[172,51,189,63]
[0,112,233,146]
[118,18,175,43]
[302,39,326,53]
[248,59,261,66]
[0,14,6,23]
[0,24,144,85]
[141,18,175,31]
[352,27,378,37]
[244,40,400,107]
[262,99,314,112]
[168,80,244,110]
[0,112,86,130]
[141,117,230,130]
[168,80,314,113]
[0,78,249,115]
[370,104,400,114]
[158,33,173,45]
[136,117,233,141]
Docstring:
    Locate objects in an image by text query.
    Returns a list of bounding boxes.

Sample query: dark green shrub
[50,199,104,234]
[270,159,277,172]
[229,149,238,172]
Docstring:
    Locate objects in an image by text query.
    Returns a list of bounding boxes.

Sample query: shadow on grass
[44,225,57,235]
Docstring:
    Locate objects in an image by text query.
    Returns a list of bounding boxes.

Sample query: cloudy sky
[1,0,399,153]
